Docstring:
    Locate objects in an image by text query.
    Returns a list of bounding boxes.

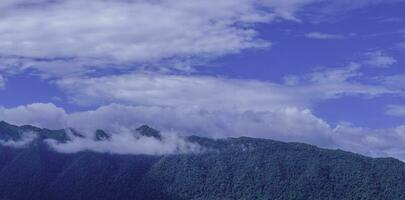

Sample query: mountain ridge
[0,121,405,200]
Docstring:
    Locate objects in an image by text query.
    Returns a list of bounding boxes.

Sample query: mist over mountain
[1,121,405,200]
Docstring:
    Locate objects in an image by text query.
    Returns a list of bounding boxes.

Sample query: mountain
[0,121,405,200]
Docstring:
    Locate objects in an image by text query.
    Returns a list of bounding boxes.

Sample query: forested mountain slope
[0,121,404,200]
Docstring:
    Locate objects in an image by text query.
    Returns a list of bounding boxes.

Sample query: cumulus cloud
[0,103,67,129]
[363,51,397,68]
[0,132,37,148]
[305,32,345,39]
[67,104,335,145]
[1,63,402,157]
[0,102,332,145]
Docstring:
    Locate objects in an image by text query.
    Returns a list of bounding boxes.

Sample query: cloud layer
[2,102,405,160]
[45,129,203,155]
[1,0,401,77]
[0,132,37,148]
[57,65,398,110]
[0,0,292,76]
[1,0,405,160]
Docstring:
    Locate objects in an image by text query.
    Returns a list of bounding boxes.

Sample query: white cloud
[0,132,37,148]
[0,0,314,76]
[45,129,203,155]
[363,51,397,68]
[296,63,397,99]
[1,63,401,157]
[304,0,405,17]
[0,63,400,149]
[0,0,400,77]
[3,102,405,160]
[382,75,405,90]
[0,74,4,89]
[305,32,345,39]
[0,102,334,146]
[57,73,306,111]
[56,65,397,110]
[332,124,405,159]
[0,103,67,129]
[66,104,334,145]
[386,105,405,117]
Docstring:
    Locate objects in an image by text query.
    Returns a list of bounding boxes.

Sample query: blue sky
[1,0,405,159]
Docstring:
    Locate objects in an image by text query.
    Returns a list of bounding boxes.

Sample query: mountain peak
[135,125,162,140]
[0,121,22,141]
[95,129,111,141]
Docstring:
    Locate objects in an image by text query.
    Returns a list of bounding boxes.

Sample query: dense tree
[0,121,404,200]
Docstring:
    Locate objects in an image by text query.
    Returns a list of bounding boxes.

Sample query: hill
[0,121,404,200]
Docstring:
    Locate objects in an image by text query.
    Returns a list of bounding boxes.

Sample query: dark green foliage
[1,122,405,200]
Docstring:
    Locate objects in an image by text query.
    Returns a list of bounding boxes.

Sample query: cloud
[3,102,405,160]
[332,124,405,159]
[386,105,405,117]
[67,104,335,145]
[0,103,67,129]
[1,0,401,77]
[294,63,398,99]
[381,75,405,90]
[0,74,4,89]
[378,17,403,23]
[305,32,345,39]
[57,66,396,111]
[0,102,334,147]
[0,132,37,148]
[57,73,306,111]
[363,51,397,68]
[0,0,314,77]
[1,63,402,156]
[45,129,203,155]
[304,0,405,17]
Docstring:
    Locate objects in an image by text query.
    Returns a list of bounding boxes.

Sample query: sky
[1,0,405,158]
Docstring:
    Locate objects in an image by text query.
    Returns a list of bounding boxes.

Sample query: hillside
[0,121,404,200]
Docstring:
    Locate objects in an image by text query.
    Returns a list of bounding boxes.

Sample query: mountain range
[0,121,405,200]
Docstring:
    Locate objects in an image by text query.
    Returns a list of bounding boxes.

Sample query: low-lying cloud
[3,102,405,160]
[1,65,404,159]
[0,132,37,148]
[45,129,203,155]
[0,127,203,155]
